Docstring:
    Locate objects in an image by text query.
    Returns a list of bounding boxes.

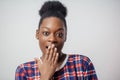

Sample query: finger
[53,53,59,65]
[45,46,50,60]
[34,57,39,63]
[52,47,57,63]
[48,44,54,61]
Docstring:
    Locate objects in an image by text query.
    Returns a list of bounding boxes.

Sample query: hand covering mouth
[45,45,57,49]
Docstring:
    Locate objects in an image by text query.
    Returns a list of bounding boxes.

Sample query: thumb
[34,57,42,65]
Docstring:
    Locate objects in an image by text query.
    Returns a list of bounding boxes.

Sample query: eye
[42,31,49,36]
[56,32,64,38]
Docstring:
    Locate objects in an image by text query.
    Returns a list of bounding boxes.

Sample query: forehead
[40,17,66,31]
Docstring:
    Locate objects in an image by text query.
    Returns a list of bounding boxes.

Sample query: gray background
[0,0,120,80]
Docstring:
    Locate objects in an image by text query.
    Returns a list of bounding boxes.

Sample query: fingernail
[54,47,57,51]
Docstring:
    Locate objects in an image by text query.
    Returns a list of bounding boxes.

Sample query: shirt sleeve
[84,57,98,80]
[15,64,26,80]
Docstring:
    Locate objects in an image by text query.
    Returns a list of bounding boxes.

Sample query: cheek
[38,36,47,52]
[38,34,47,43]
[58,40,65,50]
[39,37,43,45]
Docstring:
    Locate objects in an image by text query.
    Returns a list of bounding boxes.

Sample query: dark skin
[35,17,67,80]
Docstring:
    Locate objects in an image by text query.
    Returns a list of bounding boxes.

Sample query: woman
[15,1,98,80]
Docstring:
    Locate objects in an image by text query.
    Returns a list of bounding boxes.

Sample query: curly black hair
[38,1,67,29]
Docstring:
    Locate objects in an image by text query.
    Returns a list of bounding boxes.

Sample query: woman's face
[36,17,67,55]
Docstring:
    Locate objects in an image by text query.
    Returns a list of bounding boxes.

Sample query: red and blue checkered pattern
[15,54,98,80]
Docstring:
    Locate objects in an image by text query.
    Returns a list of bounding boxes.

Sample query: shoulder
[15,61,37,79]
[67,54,96,70]
[16,61,36,73]
[67,54,92,65]
[17,61,36,68]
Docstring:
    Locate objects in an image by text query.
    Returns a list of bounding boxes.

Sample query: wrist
[40,75,50,80]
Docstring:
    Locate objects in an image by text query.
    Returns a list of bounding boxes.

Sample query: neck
[57,53,66,63]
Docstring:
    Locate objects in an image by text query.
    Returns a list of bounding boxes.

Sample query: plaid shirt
[15,54,98,80]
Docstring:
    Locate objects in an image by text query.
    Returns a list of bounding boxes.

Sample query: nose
[48,34,57,43]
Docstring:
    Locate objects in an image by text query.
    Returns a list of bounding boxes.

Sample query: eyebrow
[41,27,64,31]
[57,28,64,31]
[40,27,49,30]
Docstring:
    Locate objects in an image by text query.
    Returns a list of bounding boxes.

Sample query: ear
[36,29,39,40]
